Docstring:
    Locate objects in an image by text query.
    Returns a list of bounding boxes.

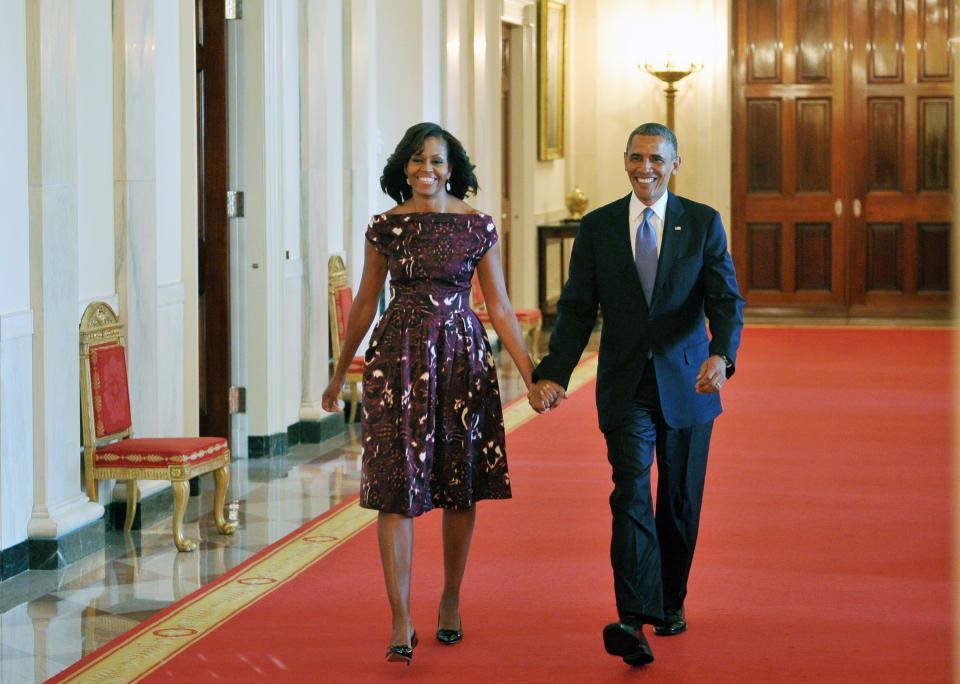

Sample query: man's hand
[696,355,729,394]
[528,379,566,413]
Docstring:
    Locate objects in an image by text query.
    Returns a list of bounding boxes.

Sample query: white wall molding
[0,310,34,341]
[158,280,186,307]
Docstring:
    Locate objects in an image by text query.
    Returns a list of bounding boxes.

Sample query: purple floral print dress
[360,212,511,516]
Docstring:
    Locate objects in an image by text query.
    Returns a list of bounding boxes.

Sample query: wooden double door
[732,0,953,317]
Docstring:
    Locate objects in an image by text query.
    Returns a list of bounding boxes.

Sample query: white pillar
[346,0,379,281]
[299,0,345,422]
[155,0,187,437]
[244,0,301,443]
[115,0,160,440]
[26,0,104,539]
[470,0,502,223]
[0,0,35,559]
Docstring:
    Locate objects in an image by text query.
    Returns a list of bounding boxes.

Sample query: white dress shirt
[628,190,670,259]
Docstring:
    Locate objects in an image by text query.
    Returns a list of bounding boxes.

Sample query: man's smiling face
[623,134,680,205]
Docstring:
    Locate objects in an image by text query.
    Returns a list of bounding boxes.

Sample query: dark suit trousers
[602,361,713,625]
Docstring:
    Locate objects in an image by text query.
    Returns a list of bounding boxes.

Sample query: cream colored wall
[559,0,732,229]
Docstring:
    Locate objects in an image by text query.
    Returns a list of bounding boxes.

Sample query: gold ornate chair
[470,273,543,361]
[328,255,365,423]
[79,301,235,551]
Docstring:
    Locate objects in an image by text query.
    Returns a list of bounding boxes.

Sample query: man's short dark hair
[626,123,678,158]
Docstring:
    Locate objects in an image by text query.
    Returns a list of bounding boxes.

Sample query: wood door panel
[921,0,952,79]
[797,0,831,81]
[919,98,951,190]
[917,223,950,291]
[795,99,831,191]
[869,0,905,81]
[850,0,952,312]
[747,223,782,290]
[747,0,782,82]
[746,100,783,192]
[733,0,951,317]
[795,223,831,290]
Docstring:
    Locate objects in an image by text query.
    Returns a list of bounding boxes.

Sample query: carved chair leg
[84,453,98,503]
[171,480,197,552]
[123,480,140,532]
[213,465,235,535]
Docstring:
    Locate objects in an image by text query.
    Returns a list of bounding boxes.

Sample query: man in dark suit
[528,123,744,666]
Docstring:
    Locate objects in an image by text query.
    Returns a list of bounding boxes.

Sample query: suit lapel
[611,193,638,275]
[651,192,686,304]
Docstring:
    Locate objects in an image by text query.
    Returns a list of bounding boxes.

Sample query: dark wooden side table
[537,221,580,321]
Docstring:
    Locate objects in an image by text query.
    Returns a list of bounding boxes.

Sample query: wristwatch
[720,354,733,369]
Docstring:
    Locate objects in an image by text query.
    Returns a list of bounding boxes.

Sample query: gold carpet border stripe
[60,354,599,683]
[60,504,377,683]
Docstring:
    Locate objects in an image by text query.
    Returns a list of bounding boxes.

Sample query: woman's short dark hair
[380,122,479,204]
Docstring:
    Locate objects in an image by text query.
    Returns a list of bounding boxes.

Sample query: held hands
[527,379,566,414]
[695,355,729,394]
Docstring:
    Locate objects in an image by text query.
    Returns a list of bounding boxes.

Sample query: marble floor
[0,346,537,683]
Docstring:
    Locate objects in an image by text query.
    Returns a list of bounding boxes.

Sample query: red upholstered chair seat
[94,437,229,469]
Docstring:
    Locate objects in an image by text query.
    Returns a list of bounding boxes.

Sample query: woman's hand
[527,379,565,414]
[321,379,344,413]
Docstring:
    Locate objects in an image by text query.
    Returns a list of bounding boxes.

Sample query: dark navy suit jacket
[534,191,745,431]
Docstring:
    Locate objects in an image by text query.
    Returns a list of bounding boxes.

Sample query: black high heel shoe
[436,615,463,645]
[385,630,418,665]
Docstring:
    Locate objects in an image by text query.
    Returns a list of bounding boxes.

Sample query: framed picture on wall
[538,0,565,160]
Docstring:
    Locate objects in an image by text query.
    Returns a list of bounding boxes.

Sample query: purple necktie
[635,207,657,304]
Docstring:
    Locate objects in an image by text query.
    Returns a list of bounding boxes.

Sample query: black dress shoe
[436,617,463,645]
[602,622,654,666]
[653,607,687,636]
[385,631,418,665]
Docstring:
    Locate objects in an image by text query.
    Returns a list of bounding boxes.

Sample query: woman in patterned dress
[321,122,536,665]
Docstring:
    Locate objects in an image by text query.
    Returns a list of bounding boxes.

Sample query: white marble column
[154,1,186,437]
[0,0,35,556]
[299,0,345,421]
[243,0,301,442]
[469,0,502,223]
[114,0,159,440]
[346,0,379,280]
[375,0,442,168]
[26,0,104,539]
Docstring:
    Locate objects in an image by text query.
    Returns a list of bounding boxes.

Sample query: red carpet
[53,327,953,682]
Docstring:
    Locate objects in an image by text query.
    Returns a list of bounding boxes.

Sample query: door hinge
[226,190,244,218]
[229,386,246,414]
[225,0,243,20]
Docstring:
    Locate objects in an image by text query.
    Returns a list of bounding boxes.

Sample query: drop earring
[445,180,452,192]
[406,177,412,186]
